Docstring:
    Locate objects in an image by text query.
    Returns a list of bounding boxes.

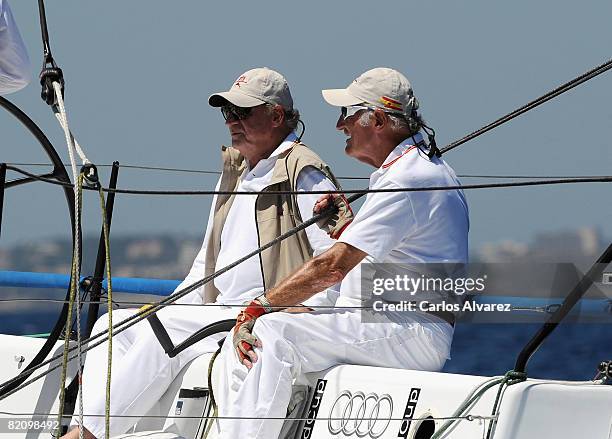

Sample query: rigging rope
[6,162,611,181]
[96,184,114,439]
[6,165,612,195]
[2,297,609,315]
[54,174,83,438]
[485,371,527,439]
[50,77,94,439]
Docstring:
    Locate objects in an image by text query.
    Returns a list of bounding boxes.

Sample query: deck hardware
[595,360,612,382]
[14,356,25,369]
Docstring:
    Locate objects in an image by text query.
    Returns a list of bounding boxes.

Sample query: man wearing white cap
[0,0,31,94]
[213,67,469,439]
[63,67,350,439]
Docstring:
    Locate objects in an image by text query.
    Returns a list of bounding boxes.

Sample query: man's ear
[372,109,388,129]
[271,105,286,127]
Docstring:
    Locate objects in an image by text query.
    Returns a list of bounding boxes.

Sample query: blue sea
[1,310,609,382]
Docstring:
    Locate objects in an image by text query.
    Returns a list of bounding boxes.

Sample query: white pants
[213,309,453,439]
[70,301,238,439]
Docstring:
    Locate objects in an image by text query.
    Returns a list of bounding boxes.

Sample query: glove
[314,194,354,239]
[233,300,267,365]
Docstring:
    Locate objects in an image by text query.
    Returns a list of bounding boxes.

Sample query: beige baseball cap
[322,67,419,114]
[208,67,293,110]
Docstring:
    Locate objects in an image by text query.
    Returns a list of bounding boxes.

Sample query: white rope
[52,82,91,166]
[51,80,90,439]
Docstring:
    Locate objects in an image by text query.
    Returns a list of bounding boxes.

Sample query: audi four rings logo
[327,390,393,438]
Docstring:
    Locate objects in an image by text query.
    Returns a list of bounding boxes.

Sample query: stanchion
[84,161,120,336]
[0,163,6,240]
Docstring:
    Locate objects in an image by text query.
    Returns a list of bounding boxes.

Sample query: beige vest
[203,142,341,303]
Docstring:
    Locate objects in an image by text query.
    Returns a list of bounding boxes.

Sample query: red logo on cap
[234,76,248,88]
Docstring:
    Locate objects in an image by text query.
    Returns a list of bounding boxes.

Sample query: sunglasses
[340,104,407,121]
[340,105,371,120]
[221,104,253,122]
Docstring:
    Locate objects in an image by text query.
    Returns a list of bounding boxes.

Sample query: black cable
[4,163,223,174]
[455,174,611,179]
[6,165,612,196]
[37,0,65,107]
[0,298,370,309]
[296,119,306,142]
[37,0,52,65]
[8,162,610,181]
[440,57,612,154]
[0,163,5,240]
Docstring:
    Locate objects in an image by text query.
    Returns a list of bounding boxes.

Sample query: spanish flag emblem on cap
[380,96,403,111]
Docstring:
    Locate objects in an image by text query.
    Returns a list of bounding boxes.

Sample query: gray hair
[357,109,423,136]
[266,104,301,131]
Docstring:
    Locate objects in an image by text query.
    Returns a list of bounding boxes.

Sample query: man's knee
[254,312,306,343]
[252,315,301,364]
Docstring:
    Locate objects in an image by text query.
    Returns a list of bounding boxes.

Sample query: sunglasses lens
[221,106,231,121]
[341,105,369,120]
[221,104,252,121]
[238,107,251,119]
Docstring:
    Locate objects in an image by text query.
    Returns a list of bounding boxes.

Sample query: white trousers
[213,309,453,439]
[70,301,238,439]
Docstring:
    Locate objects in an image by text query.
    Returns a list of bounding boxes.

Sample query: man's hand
[314,193,354,239]
[233,300,267,369]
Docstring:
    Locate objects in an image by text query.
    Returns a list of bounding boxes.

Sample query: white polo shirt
[0,0,31,94]
[337,132,469,306]
[177,132,337,306]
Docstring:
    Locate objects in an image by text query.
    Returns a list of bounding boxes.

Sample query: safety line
[0,297,596,315]
[5,163,610,181]
[6,166,612,196]
[8,162,612,181]
[0,410,496,423]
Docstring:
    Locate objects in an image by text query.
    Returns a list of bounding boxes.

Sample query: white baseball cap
[322,67,419,114]
[208,67,293,110]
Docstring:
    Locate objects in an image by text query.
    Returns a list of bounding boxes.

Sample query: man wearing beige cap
[63,67,349,439]
[213,67,469,439]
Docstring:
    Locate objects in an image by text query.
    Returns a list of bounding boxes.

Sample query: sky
[2,0,611,251]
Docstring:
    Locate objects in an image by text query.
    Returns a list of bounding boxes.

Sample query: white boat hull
[1,334,611,439]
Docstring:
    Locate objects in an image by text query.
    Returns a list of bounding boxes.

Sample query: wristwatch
[256,293,274,313]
